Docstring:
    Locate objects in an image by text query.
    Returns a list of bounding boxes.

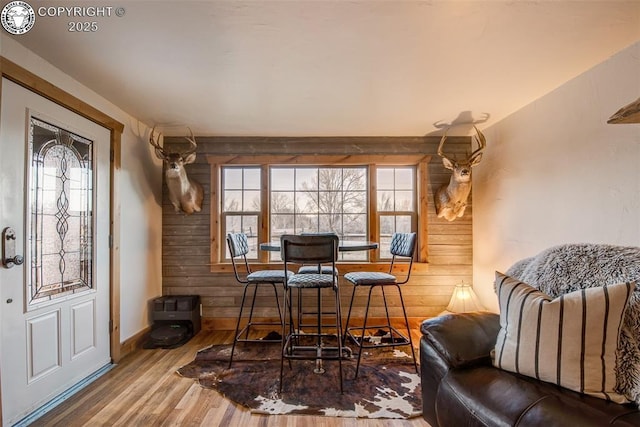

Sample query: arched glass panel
[27,117,94,307]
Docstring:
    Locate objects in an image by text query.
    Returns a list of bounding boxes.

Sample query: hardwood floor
[31,327,432,427]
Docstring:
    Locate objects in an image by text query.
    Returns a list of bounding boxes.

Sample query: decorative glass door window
[27,117,94,307]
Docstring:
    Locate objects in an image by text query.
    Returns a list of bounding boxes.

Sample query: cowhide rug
[177,337,421,419]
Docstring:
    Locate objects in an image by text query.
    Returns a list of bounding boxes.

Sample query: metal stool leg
[314,287,323,373]
[343,285,358,345]
[354,285,375,378]
[271,282,283,329]
[335,284,344,393]
[229,283,252,368]
[396,284,418,373]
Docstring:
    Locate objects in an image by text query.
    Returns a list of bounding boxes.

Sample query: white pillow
[493,271,634,403]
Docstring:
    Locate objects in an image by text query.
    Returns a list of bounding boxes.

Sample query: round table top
[259,240,378,252]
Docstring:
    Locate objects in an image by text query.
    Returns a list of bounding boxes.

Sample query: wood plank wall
[161,136,472,329]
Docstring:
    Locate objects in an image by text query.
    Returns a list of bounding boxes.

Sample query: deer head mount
[434,125,486,221]
[149,126,204,214]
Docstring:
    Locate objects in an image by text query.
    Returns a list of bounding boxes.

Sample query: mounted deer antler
[149,126,204,214]
[434,125,486,221]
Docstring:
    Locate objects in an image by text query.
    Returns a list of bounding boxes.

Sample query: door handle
[2,227,24,269]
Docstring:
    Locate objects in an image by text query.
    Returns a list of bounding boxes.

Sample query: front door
[0,78,111,425]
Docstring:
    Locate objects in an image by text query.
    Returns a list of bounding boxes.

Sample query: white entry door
[0,79,111,425]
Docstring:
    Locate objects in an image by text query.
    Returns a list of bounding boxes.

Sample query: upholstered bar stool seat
[343,272,395,285]
[247,270,292,282]
[288,273,335,288]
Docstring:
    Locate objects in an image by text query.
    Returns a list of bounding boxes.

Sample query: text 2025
[68,22,98,32]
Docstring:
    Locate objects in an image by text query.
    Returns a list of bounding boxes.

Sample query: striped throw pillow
[493,272,634,403]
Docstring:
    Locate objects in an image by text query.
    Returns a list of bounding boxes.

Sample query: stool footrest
[283,333,350,360]
[234,322,283,343]
[345,325,410,348]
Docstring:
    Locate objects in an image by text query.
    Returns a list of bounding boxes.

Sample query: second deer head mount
[149,126,204,215]
[434,125,486,222]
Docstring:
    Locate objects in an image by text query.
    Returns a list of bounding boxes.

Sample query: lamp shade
[446,282,484,313]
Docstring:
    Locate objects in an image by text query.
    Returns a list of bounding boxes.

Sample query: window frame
[375,166,418,261]
[208,154,430,272]
[220,166,263,261]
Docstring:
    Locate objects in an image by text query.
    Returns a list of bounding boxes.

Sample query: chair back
[227,232,251,283]
[390,232,417,258]
[227,232,250,257]
[280,234,338,266]
[388,232,417,284]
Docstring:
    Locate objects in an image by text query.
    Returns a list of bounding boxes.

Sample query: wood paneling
[162,136,473,328]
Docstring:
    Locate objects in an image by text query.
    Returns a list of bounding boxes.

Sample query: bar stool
[295,233,340,332]
[342,232,418,377]
[279,234,344,393]
[227,232,294,368]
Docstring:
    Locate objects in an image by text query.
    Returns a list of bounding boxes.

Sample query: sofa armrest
[420,311,501,426]
[420,311,500,368]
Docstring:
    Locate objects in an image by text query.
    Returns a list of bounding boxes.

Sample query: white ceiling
[11,0,640,136]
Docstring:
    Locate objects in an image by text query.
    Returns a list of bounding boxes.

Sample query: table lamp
[445,281,484,313]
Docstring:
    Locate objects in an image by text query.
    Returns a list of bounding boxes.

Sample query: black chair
[227,232,294,368]
[342,232,418,377]
[294,233,340,332]
[279,234,344,393]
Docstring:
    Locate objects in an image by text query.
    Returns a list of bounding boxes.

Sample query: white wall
[1,35,164,341]
[473,41,640,312]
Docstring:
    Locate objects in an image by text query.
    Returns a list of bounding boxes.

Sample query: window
[210,154,429,269]
[377,167,416,258]
[269,167,367,261]
[222,166,261,259]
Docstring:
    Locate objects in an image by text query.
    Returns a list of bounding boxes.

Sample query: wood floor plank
[30,329,432,427]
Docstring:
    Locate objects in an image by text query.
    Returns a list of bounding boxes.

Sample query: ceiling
[10,1,640,136]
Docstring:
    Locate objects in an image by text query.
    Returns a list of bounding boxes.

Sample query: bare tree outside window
[300,168,366,236]
[270,167,367,260]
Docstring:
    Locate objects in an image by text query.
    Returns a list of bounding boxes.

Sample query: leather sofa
[420,311,640,426]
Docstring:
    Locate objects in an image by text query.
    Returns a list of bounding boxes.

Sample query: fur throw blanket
[505,243,640,404]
